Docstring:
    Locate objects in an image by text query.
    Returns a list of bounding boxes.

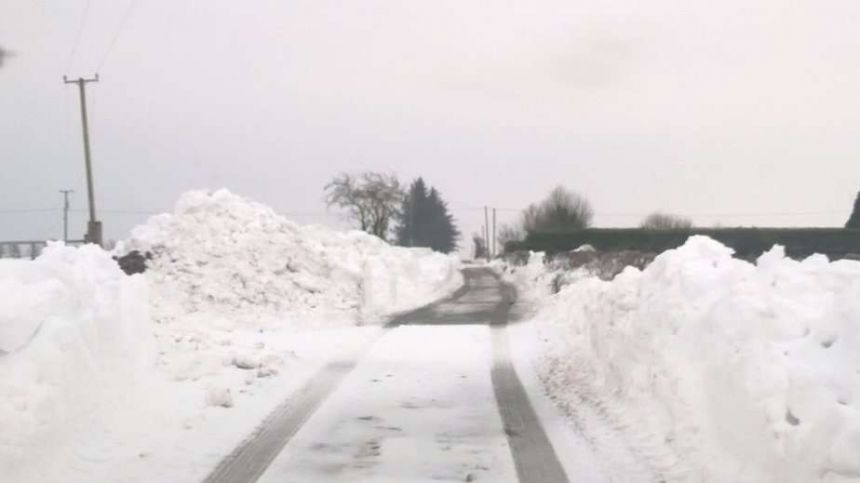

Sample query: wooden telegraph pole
[484,206,490,260]
[492,208,497,257]
[63,74,102,246]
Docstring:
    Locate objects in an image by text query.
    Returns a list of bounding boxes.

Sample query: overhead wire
[0,208,59,214]
[65,0,93,74]
[96,0,138,73]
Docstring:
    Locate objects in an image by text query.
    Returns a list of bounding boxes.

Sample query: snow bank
[114,189,461,413]
[2,190,462,482]
[0,244,153,472]
[527,236,860,482]
[120,189,461,329]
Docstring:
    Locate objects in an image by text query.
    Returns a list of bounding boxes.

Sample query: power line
[0,208,58,214]
[65,0,93,74]
[96,0,138,72]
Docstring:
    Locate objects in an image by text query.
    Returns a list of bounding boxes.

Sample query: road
[204,268,570,483]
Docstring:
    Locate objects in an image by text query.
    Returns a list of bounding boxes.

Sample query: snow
[506,236,860,482]
[0,243,154,478]
[1,189,463,483]
[258,325,517,483]
[119,189,462,328]
[506,304,655,483]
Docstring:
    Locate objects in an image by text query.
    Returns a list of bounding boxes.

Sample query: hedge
[506,228,860,260]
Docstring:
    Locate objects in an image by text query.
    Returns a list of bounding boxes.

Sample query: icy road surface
[206,269,634,483]
[258,323,516,482]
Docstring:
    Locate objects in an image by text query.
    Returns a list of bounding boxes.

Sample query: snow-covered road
[204,268,574,483]
[259,324,515,482]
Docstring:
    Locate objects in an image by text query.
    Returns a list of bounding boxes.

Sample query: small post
[59,189,74,242]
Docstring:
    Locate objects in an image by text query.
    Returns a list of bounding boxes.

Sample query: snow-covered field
[0,189,462,483]
[504,237,860,482]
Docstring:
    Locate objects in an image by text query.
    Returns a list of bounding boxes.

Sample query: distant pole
[480,224,486,259]
[63,74,102,246]
[59,189,74,242]
[492,208,497,257]
[484,206,490,260]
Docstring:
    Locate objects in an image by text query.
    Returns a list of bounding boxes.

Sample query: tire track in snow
[487,274,570,483]
[202,283,472,483]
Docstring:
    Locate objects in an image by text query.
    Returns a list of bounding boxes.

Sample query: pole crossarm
[63,74,99,84]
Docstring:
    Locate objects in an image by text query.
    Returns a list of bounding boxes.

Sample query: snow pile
[530,236,860,482]
[120,189,462,329]
[116,189,461,394]
[0,244,153,472]
[0,190,462,482]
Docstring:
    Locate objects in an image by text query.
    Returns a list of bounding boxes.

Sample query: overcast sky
[2,0,859,247]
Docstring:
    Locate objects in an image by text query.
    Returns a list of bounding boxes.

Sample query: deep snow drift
[510,237,860,482]
[120,189,462,327]
[114,189,462,396]
[1,189,462,482]
[0,244,154,475]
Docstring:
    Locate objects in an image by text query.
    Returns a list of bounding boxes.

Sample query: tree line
[325,172,860,257]
[494,187,860,256]
[325,172,460,253]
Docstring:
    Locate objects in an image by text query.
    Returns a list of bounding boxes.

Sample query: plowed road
[204,268,569,483]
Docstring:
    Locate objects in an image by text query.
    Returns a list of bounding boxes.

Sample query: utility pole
[484,206,490,260]
[492,208,497,257]
[63,74,102,246]
[59,189,74,242]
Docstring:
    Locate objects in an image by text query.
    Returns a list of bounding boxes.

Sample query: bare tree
[522,186,594,233]
[325,172,403,240]
[640,212,693,230]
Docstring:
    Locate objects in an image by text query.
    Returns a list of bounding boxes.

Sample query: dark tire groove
[202,279,472,483]
[202,269,567,483]
[487,271,570,483]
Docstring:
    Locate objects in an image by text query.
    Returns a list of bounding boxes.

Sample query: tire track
[488,273,570,483]
[202,282,472,483]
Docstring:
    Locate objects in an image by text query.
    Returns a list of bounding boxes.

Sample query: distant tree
[522,186,594,234]
[8,243,21,259]
[396,178,430,248]
[846,191,860,229]
[325,172,403,240]
[496,223,525,252]
[640,212,693,230]
[396,178,460,253]
[472,234,488,260]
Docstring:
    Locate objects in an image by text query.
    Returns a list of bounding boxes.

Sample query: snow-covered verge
[0,244,155,479]
[503,237,860,482]
[1,189,462,483]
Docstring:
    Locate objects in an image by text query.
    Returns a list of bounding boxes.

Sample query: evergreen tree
[426,187,460,253]
[396,178,460,253]
[396,178,429,247]
[847,191,860,228]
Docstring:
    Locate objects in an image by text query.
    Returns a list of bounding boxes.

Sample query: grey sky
[2,0,859,246]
